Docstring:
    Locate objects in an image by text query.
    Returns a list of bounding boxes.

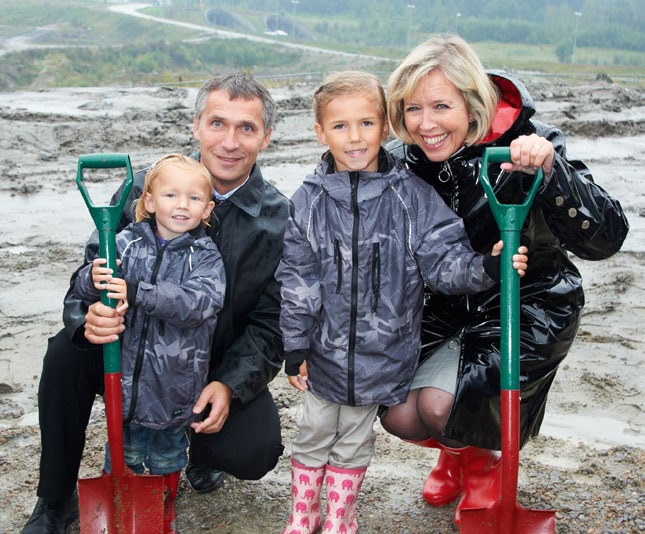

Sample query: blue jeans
[105,423,188,475]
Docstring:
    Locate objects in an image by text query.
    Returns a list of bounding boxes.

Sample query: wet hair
[194,71,276,134]
[313,71,386,125]
[387,34,499,146]
[134,154,213,223]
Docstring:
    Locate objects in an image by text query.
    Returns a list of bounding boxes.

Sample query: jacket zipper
[348,172,359,406]
[125,244,165,424]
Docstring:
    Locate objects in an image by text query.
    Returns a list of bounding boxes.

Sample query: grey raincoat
[276,150,496,407]
[73,220,226,429]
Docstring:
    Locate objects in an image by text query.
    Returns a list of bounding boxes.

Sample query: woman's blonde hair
[387,34,499,146]
[134,154,213,224]
[313,70,386,124]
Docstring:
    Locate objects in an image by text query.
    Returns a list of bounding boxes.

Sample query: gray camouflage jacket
[73,220,226,429]
[276,150,495,407]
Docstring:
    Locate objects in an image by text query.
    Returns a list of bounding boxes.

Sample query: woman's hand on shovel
[501,133,555,181]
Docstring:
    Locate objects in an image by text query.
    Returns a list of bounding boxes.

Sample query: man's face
[193,90,271,194]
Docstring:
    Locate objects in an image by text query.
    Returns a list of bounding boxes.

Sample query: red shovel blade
[79,469,164,533]
[458,389,556,534]
[460,504,556,534]
[79,375,165,533]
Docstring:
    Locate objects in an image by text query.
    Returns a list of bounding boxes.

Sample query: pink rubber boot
[282,458,324,534]
[322,464,367,534]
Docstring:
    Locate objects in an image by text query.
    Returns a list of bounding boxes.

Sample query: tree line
[179,0,644,54]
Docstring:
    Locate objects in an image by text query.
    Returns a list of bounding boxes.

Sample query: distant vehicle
[264,30,288,37]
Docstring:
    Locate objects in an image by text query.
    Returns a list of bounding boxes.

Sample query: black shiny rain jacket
[387,70,629,450]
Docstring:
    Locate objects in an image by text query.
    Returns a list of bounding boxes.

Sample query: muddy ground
[0,77,644,533]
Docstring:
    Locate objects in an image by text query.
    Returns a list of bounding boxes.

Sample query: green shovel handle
[76,153,134,373]
[480,147,543,390]
[76,153,133,229]
[479,147,543,232]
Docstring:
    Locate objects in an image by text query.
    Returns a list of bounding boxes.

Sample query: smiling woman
[383,33,630,530]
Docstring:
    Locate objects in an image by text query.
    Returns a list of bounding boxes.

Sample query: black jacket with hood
[387,70,629,450]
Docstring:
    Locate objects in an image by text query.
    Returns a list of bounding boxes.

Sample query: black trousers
[36,329,284,500]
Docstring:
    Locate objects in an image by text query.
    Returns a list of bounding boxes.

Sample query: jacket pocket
[371,242,381,312]
[334,239,342,294]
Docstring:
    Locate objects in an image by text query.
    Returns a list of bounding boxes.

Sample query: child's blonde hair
[134,154,213,224]
[313,71,386,125]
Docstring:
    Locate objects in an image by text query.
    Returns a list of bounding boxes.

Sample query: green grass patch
[0,0,197,44]
[1,1,644,90]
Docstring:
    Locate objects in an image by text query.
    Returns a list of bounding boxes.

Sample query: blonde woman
[382,34,629,528]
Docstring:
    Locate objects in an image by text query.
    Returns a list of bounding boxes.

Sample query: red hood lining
[480,76,522,144]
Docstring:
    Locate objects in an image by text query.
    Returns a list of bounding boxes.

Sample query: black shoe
[22,490,79,534]
[185,462,225,494]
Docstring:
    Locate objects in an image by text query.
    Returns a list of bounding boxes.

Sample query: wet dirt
[0,77,643,533]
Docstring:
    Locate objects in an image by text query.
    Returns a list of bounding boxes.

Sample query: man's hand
[84,301,126,345]
[190,381,233,434]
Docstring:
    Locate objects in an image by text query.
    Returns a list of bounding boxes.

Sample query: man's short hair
[194,71,276,134]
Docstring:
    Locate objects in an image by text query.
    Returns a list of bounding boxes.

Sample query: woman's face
[403,69,472,162]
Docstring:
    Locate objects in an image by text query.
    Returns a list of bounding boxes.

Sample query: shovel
[76,153,165,533]
[459,147,556,533]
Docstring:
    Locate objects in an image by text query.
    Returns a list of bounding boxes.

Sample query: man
[22,71,288,534]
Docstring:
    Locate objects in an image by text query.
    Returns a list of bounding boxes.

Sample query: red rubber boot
[444,446,501,528]
[411,439,462,506]
[163,471,181,534]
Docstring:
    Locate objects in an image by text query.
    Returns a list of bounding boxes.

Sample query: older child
[73,154,225,534]
[275,72,528,534]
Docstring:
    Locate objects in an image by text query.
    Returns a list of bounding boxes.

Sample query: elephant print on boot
[322,465,366,534]
[282,459,325,534]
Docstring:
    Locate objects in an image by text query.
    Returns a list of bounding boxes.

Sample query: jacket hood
[480,70,536,144]
[303,148,408,208]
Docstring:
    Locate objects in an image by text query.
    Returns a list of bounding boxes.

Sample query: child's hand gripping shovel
[76,154,164,533]
[459,147,556,534]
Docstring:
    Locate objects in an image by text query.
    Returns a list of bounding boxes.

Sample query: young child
[73,154,226,534]
[275,71,528,534]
